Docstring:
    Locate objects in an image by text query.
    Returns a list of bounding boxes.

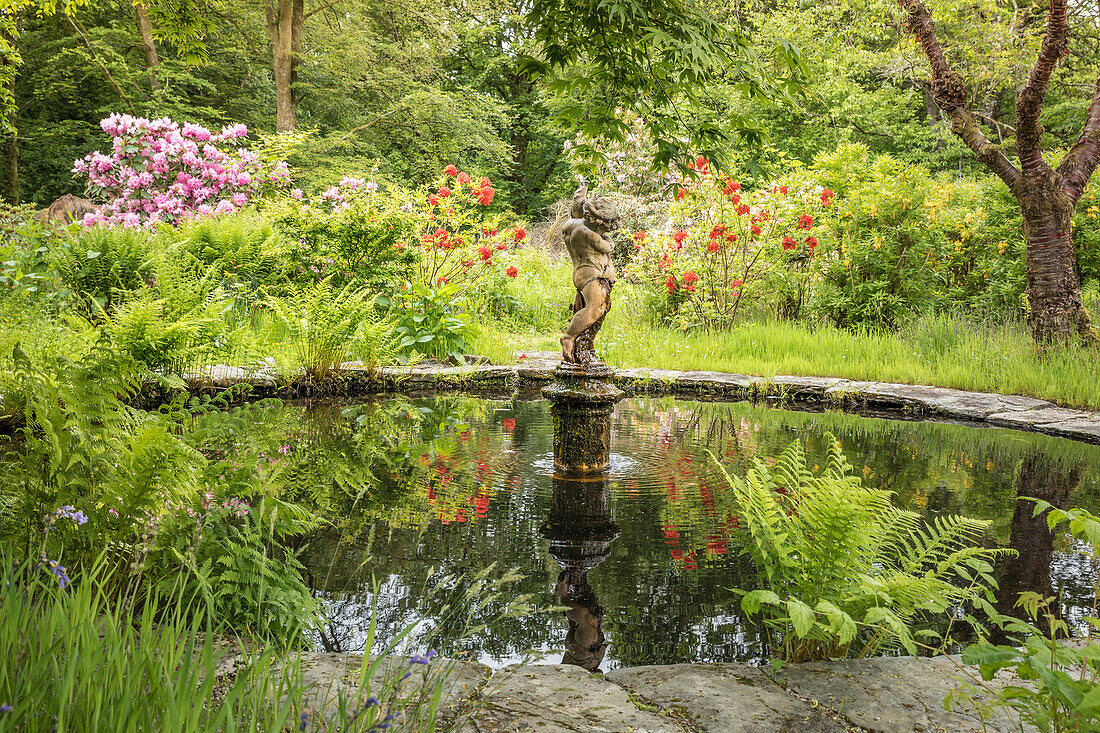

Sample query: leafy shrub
[170,214,283,295]
[378,281,476,363]
[150,494,322,646]
[101,294,227,371]
[271,181,418,292]
[632,156,831,330]
[718,435,1009,662]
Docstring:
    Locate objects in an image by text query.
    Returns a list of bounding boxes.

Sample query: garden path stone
[605,663,845,732]
[766,375,845,397]
[458,664,685,733]
[774,655,1034,733]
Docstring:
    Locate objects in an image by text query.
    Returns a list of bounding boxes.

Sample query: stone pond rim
[171,350,1100,446]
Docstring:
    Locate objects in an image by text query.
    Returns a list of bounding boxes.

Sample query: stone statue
[559,181,621,365]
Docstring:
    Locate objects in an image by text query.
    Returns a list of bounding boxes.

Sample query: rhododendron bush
[74,114,290,229]
[633,156,833,330]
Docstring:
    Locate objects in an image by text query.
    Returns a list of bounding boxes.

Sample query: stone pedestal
[541,361,624,475]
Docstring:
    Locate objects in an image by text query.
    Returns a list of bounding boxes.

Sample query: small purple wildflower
[409,649,437,665]
[38,552,71,589]
[46,505,88,532]
[299,710,309,732]
[0,704,11,712]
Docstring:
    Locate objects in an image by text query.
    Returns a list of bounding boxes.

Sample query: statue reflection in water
[541,472,619,672]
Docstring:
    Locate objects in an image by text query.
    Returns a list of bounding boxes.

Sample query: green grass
[475,267,1100,410]
[0,556,469,732]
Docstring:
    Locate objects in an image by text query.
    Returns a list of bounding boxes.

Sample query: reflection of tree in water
[994,452,1085,637]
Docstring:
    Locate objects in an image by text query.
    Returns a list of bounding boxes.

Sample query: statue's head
[582,195,621,232]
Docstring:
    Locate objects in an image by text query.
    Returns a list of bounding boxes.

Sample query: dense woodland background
[4,0,1098,214]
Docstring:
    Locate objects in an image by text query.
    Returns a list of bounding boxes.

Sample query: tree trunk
[266,0,304,133]
[1019,179,1093,344]
[133,2,162,94]
[1,133,19,205]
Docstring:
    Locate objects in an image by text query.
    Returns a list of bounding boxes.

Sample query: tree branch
[1015,0,1070,170]
[1056,75,1100,203]
[67,16,141,111]
[898,0,1022,188]
[304,0,345,20]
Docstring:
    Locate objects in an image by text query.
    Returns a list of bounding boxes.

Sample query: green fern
[716,433,1014,663]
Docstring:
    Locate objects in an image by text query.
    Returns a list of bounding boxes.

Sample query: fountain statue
[542,180,625,474]
[559,180,621,366]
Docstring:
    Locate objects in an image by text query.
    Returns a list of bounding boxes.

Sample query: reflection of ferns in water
[718,435,1013,663]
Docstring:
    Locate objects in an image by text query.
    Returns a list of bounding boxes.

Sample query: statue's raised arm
[559,184,621,365]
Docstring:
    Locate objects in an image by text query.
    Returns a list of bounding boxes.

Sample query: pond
[218,394,1100,671]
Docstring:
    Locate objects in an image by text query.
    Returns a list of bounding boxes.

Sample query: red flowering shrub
[633,159,832,329]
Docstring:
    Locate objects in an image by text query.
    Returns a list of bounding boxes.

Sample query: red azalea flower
[478,245,492,261]
[726,233,738,243]
[462,260,474,267]
[736,204,750,216]
[443,164,458,176]
[513,227,527,242]
[457,171,471,185]
[820,188,834,205]
[797,214,814,229]
[479,177,492,188]
[495,243,507,251]
[658,256,670,272]
[676,187,688,200]
[437,186,451,198]
[506,265,518,278]
[706,240,720,253]
[782,236,797,250]
[428,194,439,206]
[477,185,495,205]
[437,276,448,286]
[732,278,743,289]
[723,179,741,198]
[665,274,678,292]
[695,155,708,170]
[729,193,741,206]
[685,284,696,293]
[806,236,818,248]
[750,225,762,236]
[482,226,498,237]
[683,270,699,285]
[632,231,647,243]
[673,230,688,244]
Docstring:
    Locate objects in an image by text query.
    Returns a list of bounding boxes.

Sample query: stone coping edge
[169,353,1100,446]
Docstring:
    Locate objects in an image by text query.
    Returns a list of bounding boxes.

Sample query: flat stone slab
[379,365,516,384]
[181,364,276,388]
[925,392,1051,420]
[1043,417,1100,443]
[987,407,1095,429]
[606,664,845,732]
[775,655,1033,733]
[459,664,683,732]
[284,653,489,726]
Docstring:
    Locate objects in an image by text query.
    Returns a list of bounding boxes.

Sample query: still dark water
[253,395,1100,670]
